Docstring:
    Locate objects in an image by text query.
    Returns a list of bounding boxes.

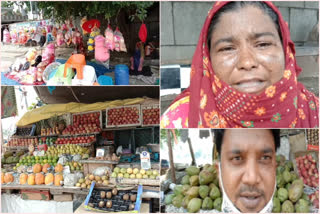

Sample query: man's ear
[214,161,222,189]
[214,161,219,175]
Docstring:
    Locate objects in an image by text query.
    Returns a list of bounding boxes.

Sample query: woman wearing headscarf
[161,1,319,128]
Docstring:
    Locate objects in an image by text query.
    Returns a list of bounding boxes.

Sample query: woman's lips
[233,79,267,94]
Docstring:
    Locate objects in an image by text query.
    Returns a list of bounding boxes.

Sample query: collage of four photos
[0,1,319,213]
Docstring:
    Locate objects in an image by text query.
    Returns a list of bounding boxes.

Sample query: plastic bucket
[115,64,129,85]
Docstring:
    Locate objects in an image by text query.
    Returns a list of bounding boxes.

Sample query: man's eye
[232,156,242,161]
[261,155,272,160]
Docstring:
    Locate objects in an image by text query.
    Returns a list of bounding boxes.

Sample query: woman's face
[209,5,285,95]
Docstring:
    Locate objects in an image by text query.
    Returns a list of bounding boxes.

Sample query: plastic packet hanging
[56,31,65,47]
[113,27,122,52]
[104,25,114,50]
[3,29,11,44]
[113,27,126,52]
[95,35,110,62]
[11,31,17,44]
[119,34,127,52]
[65,30,72,46]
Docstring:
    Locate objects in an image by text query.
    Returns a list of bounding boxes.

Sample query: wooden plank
[80,160,118,164]
[1,184,89,195]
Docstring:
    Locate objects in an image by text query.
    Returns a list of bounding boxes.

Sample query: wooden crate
[106,105,141,128]
[141,104,160,127]
[21,189,51,201]
[72,110,103,129]
[53,193,73,201]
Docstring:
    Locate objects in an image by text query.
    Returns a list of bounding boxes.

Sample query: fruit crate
[141,104,160,127]
[106,105,142,128]
[13,124,36,137]
[305,129,319,151]
[84,182,143,213]
[7,137,38,147]
[293,150,319,188]
[72,110,103,129]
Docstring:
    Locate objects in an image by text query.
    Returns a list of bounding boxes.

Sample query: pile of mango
[165,164,222,213]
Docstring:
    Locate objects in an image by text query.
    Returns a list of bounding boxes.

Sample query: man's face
[219,129,277,212]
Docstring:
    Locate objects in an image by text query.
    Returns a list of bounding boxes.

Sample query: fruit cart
[1,95,160,213]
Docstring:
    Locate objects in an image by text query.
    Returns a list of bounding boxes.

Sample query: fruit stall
[1,86,160,213]
[160,129,319,213]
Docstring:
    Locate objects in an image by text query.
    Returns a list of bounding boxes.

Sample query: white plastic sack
[63,173,78,187]
[93,166,112,177]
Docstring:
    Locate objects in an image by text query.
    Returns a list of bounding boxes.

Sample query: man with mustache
[214,129,280,213]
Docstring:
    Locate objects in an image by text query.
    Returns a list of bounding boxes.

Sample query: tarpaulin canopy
[34,86,159,104]
[17,97,145,126]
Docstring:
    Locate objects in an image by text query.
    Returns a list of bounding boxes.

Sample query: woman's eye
[256,42,272,48]
[218,46,234,52]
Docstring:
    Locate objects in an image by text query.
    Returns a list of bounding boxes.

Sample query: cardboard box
[54,194,73,202]
[21,190,51,201]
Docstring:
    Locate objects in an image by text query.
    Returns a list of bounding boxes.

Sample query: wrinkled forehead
[221,129,276,155]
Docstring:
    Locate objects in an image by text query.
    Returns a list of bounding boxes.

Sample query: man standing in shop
[214,129,280,213]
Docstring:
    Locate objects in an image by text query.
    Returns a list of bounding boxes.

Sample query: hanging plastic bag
[104,25,115,50]
[113,27,121,52]
[56,30,65,47]
[11,31,17,44]
[81,16,88,35]
[95,35,110,62]
[3,29,11,44]
[113,27,126,52]
[65,30,72,46]
[139,23,147,43]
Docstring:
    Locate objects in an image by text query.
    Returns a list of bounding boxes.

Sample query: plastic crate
[106,105,141,128]
[71,110,103,128]
[141,104,160,127]
[84,182,143,213]
[13,124,36,136]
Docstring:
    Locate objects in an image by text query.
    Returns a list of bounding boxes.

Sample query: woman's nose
[237,47,258,71]
[242,159,261,186]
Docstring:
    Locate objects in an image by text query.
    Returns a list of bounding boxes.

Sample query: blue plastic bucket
[115,64,129,85]
[98,75,113,85]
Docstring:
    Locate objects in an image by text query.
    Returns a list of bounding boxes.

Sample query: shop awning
[16,98,146,126]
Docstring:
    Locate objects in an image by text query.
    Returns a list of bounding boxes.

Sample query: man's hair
[213,129,281,155]
[207,1,282,49]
